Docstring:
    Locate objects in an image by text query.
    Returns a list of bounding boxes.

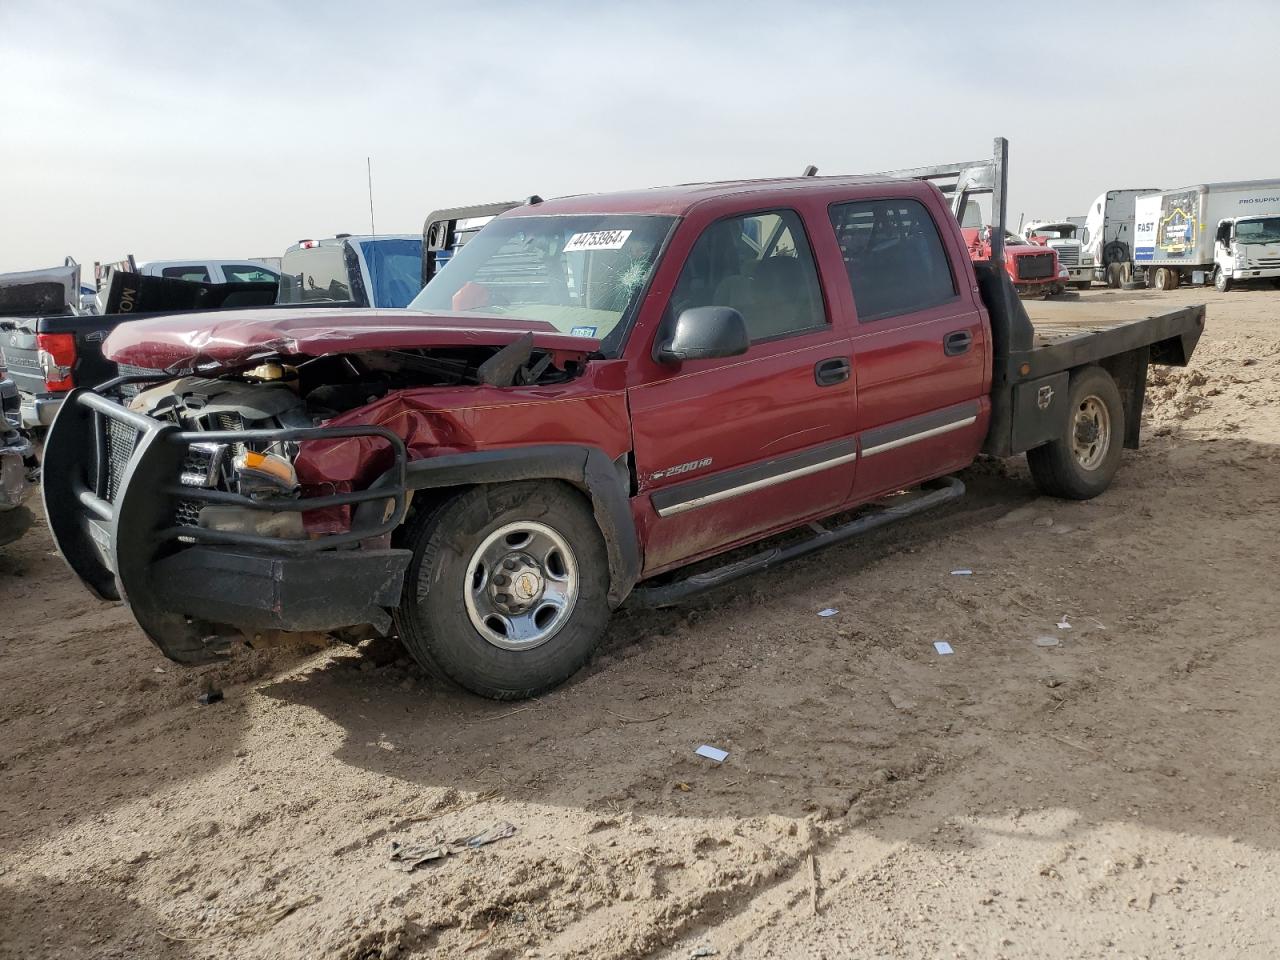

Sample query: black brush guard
[43,389,412,664]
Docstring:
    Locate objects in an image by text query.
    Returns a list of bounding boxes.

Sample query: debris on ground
[389,840,451,872]
[388,822,517,872]
[950,569,973,576]
[696,744,728,763]
[459,821,516,849]
[690,946,718,958]
[818,608,838,617]
[1057,617,1072,630]
[1034,635,1060,648]
[933,641,954,655]
[196,689,224,705]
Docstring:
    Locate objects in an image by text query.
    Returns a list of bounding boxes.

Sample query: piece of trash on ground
[197,689,224,705]
[950,569,973,576]
[388,821,517,872]
[690,946,719,958]
[458,821,516,849]
[389,840,450,872]
[818,608,838,617]
[1057,617,1072,630]
[696,744,729,763]
[1034,635,1060,648]
[934,641,954,655]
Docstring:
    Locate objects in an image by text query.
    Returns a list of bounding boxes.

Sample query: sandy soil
[3,286,1279,960]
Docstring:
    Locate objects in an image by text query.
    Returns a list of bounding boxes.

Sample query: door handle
[943,330,973,356]
[814,357,851,387]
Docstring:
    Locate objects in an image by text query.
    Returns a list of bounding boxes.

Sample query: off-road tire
[394,481,611,700]
[1215,267,1232,293]
[1027,365,1125,501]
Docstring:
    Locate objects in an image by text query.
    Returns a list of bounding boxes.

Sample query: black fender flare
[367,445,640,607]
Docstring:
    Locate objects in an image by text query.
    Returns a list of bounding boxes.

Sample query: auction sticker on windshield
[564,229,632,252]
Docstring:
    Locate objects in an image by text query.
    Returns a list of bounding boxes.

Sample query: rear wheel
[1106,263,1123,288]
[394,481,612,700]
[1215,267,1232,293]
[1027,365,1125,500]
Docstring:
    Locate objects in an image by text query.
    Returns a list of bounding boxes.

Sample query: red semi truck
[44,139,1204,699]
[963,226,1067,298]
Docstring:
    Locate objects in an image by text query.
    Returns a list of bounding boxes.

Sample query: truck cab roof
[502,174,940,220]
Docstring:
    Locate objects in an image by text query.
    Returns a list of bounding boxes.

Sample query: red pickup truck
[44,139,1204,699]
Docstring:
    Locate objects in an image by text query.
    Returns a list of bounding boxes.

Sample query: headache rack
[872,136,1011,264]
[421,200,526,286]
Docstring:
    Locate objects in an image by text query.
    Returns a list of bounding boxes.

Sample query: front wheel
[394,481,612,700]
[1027,365,1125,500]
[1215,267,1232,293]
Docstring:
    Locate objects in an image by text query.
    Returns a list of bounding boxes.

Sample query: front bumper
[20,393,63,429]
[42,389,412,664]
[1232,266,1280,280]
[1065,265,1092,282]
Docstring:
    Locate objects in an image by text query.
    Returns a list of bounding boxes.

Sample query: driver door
[628,206,857,575]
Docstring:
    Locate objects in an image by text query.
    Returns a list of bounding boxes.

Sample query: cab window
[671,209,826,342]
[829,198,957,323]
[221,264,279,284]
[161,265,210,282]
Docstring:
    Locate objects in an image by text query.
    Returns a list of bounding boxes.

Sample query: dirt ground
[3,285,1280,960]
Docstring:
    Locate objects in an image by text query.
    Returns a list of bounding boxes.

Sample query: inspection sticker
[564,229,632,252]
[570,326,597,337]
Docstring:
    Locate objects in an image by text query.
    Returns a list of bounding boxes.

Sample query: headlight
[1082,255,1093,265]
[1058,267,1069,279]
[1234,253,1248,267]
[234,450,299,493]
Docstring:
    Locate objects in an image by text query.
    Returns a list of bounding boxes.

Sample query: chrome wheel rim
[463,521,578,651]
[1072,395,1111,471]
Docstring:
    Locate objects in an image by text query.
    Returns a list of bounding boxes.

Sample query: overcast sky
[1,0,1275,274]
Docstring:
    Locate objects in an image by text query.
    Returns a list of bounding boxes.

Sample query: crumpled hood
[103,307,600,371]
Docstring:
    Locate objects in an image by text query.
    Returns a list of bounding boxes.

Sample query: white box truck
[1081,188,1161,287]
[1134,179,1280,291]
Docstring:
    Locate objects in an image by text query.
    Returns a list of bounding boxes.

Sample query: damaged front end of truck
[42,307,621,665]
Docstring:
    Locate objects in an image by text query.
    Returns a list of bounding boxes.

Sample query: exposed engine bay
[118,336,586,540]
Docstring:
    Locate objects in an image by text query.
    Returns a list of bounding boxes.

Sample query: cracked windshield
[410,215,675,348]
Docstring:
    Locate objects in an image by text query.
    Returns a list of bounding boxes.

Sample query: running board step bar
[629,476,965,608]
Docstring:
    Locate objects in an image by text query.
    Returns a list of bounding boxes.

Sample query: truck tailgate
[0,320,46,396]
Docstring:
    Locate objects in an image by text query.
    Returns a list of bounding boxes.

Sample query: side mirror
[657,306,750,364]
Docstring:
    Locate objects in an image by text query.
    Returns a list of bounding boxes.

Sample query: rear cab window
[828,198,957,322]
[670,209,827,342]
[279,246,354,303]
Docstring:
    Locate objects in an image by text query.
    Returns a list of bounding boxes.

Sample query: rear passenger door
[826,196,990,501]
[628,207,857,575]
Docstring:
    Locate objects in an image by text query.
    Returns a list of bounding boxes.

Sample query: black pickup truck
[0,264,277,430]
